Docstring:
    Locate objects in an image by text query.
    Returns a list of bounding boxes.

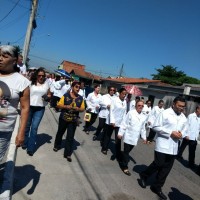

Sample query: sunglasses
[137,105,144,107]
[74,85,80,89]
[110,89,115,92]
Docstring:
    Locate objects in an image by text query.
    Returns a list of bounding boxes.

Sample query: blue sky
[1,0,200,79]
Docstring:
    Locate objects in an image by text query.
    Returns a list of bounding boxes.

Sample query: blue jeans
[24,106,45,153]
[0,131,12,162]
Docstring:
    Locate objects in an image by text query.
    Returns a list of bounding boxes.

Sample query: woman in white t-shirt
[23,68,51,156]
[0,45,30,162]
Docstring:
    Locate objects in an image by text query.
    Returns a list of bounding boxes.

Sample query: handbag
[84,112,91,122]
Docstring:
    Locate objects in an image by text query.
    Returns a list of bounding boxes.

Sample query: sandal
[123,169,131,176]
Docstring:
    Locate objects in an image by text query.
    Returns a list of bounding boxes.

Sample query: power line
[0,10,29,30]
[0,0,21,23]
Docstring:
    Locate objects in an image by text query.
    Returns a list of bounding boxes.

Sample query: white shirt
[186,112,200,141]
[86,92,101,114]
[52,80,70,98]
[98,94,115,119]
[30,81,50,107]
[129,100,136,111]
[17,63,26,75]
[78,89,86,100]
[153,107,187,155]
[118,109,147,145]
[0,73,30,131]
[142,104,152,116]
[148,105,165,127]
[106,97,127,127]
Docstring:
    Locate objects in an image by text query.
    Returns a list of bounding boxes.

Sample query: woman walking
[23,68,51,156]
[84,84,101,135]
[101,88,127,161]
[0,45,30,161]
[53,81,85,162]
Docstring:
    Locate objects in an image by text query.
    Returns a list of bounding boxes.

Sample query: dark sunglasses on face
[74,85,80,89]
[110,89,115,92]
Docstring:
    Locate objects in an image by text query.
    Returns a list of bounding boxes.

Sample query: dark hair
[196,104,200,110]
[108,86,115,92]
[71,81,81,87]
[173,96,186,103]
[30,67,46,85]
[135,96,140,100]
[118,88,126,94]
[94,84,100,89]
[158,100,164,104]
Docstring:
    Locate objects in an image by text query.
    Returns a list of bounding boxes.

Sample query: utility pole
[119,64,124,77]
[22,0,38,64]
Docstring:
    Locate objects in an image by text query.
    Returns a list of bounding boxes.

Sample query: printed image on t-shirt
[0,81,11,120]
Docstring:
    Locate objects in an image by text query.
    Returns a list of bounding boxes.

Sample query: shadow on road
[13,164,41,195]
[35,133,52,152]
[168,187,193,200]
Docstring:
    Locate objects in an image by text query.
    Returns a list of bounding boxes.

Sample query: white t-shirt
[0,73,30,131]
[30,80,50,107]
[17,63,26,75]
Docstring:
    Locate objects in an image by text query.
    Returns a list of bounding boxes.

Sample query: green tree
[151,65,200,86]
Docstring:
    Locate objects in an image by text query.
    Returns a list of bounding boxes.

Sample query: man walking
[177,104,200,168]
[138,96,187,200]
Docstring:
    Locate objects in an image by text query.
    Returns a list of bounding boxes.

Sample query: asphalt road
[12,106,200,200]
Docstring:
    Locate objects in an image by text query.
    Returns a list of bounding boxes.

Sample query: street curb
[0,116,19,200]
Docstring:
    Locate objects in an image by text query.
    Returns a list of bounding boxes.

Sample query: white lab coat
[148,105,165,128]
[86,92,101,114]
[153,107,187,155]
[118,109,147,145]
[186,112,200,141]
[52,80,70,98]
[98,94,115,119]
[106,97,127,127]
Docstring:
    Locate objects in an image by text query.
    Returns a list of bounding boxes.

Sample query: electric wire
[0,0,21,23]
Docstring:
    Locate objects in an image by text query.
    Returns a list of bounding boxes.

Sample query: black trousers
[101,124,121,159]
[84,111,98,131]
[147,128,156,142]
[95,117,106,137]
[54,117,77,157]
[141,151,175,191]
[178,138,197,166]
[120,143,134,170]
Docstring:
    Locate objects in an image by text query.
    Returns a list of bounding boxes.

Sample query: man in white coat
[118,100,147,176]
[177,104,200,168]
[139,96,187,200]
[147,99,165,143]
[93,86,116,141]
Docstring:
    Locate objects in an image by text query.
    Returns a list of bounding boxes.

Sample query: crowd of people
[1,45,200,200]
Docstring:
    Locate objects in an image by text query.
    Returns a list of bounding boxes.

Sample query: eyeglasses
[38,75,45,77]
[137,105,144,107]
[74,85,80,89]
[110,89,115,92]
